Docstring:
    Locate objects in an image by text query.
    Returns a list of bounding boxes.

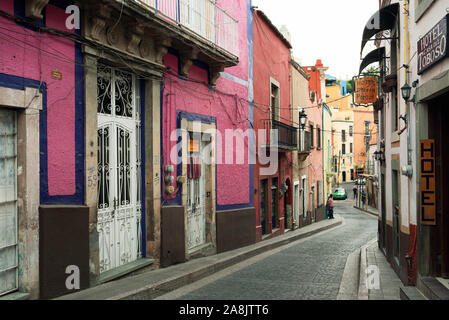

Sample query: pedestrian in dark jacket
[353,186,357,199]
[327,194,334,219]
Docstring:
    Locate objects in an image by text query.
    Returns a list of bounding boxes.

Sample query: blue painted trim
[177,110,216,124]
[0,72,84,205]
[49,0,74,9]
[140,80,146,257]
[220,72,249,87]
[164,110,217,207]
[323,103,332,117]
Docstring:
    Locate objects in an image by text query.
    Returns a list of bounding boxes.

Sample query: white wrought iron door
[0,109,17,296]
[97,66,142,273]
[186,141,207,252]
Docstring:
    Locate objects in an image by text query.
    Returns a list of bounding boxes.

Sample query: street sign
[420,139,436,225]
[354,77,378,105]
[418,14,449,75]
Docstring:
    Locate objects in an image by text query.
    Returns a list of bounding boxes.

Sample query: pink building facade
[160,0,256,261]
[304,60,326,221]
[0,0,84,299]
[0,0,253,300]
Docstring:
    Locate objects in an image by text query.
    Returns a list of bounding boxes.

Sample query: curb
[354,205,378,217]
[358,238,377,300]
[58,216,343,300]
[337,248,361,300]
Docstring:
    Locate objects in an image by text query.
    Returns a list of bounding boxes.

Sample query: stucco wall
[0,1,79,199]
[161,0,251,207]
[252,10,292,235]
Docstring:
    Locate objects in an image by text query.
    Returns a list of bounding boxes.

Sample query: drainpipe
[323,103,326,218]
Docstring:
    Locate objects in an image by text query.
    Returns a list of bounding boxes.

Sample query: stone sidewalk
[56,215,343,300]
[358,239,402,300]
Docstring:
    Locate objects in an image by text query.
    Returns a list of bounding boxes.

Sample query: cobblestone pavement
[160,200,377,300]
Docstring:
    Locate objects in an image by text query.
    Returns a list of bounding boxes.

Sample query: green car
[333,188,347,200]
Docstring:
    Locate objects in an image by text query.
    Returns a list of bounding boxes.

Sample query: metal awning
[360,3,399,54]
[359,47,385,74]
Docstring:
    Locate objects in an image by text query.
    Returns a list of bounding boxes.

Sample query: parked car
[333,188,347,200]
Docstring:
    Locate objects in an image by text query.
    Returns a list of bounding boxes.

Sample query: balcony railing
[134,0,239,57]
[263,119,298,151]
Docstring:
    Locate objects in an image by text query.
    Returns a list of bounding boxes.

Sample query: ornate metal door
[0,109,17,296]
[186,140,207,252]
[97,66,142,273]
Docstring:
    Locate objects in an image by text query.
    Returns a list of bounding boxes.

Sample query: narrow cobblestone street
[158,192,378,300]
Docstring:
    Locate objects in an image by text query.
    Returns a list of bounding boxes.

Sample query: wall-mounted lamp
[374,150,385,163]
[298,108,307,129]
[401,82,412,102]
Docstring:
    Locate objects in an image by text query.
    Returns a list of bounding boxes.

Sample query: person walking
[353,185,357,199]
[327,194,334,219]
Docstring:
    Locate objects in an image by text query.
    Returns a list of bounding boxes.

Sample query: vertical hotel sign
[354,77,377,105]
[420,140,436,225]
[418,14,449,74]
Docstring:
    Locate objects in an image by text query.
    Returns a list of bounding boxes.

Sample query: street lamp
[298,108,307,129]
[401,82,412,102]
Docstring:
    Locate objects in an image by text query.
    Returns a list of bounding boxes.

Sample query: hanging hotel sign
[418,14,449,74]
[420,139,436,226]
[354,77,378,105]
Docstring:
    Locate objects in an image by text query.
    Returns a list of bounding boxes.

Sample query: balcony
[134,0,239,57]
[298,130,311,160]
[262,119,298,151]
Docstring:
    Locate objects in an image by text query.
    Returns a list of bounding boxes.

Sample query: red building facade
[253,10,296,241]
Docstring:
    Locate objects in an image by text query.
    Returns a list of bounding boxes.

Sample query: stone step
[400,286,427,300]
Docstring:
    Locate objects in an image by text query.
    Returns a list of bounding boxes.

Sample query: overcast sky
[252,0,380,80]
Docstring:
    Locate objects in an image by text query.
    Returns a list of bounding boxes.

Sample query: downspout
[323,104,326,218]
[400,0,417,286]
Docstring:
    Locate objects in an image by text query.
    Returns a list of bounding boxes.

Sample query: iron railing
[133,0,239,57]
[263,119,298,150]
